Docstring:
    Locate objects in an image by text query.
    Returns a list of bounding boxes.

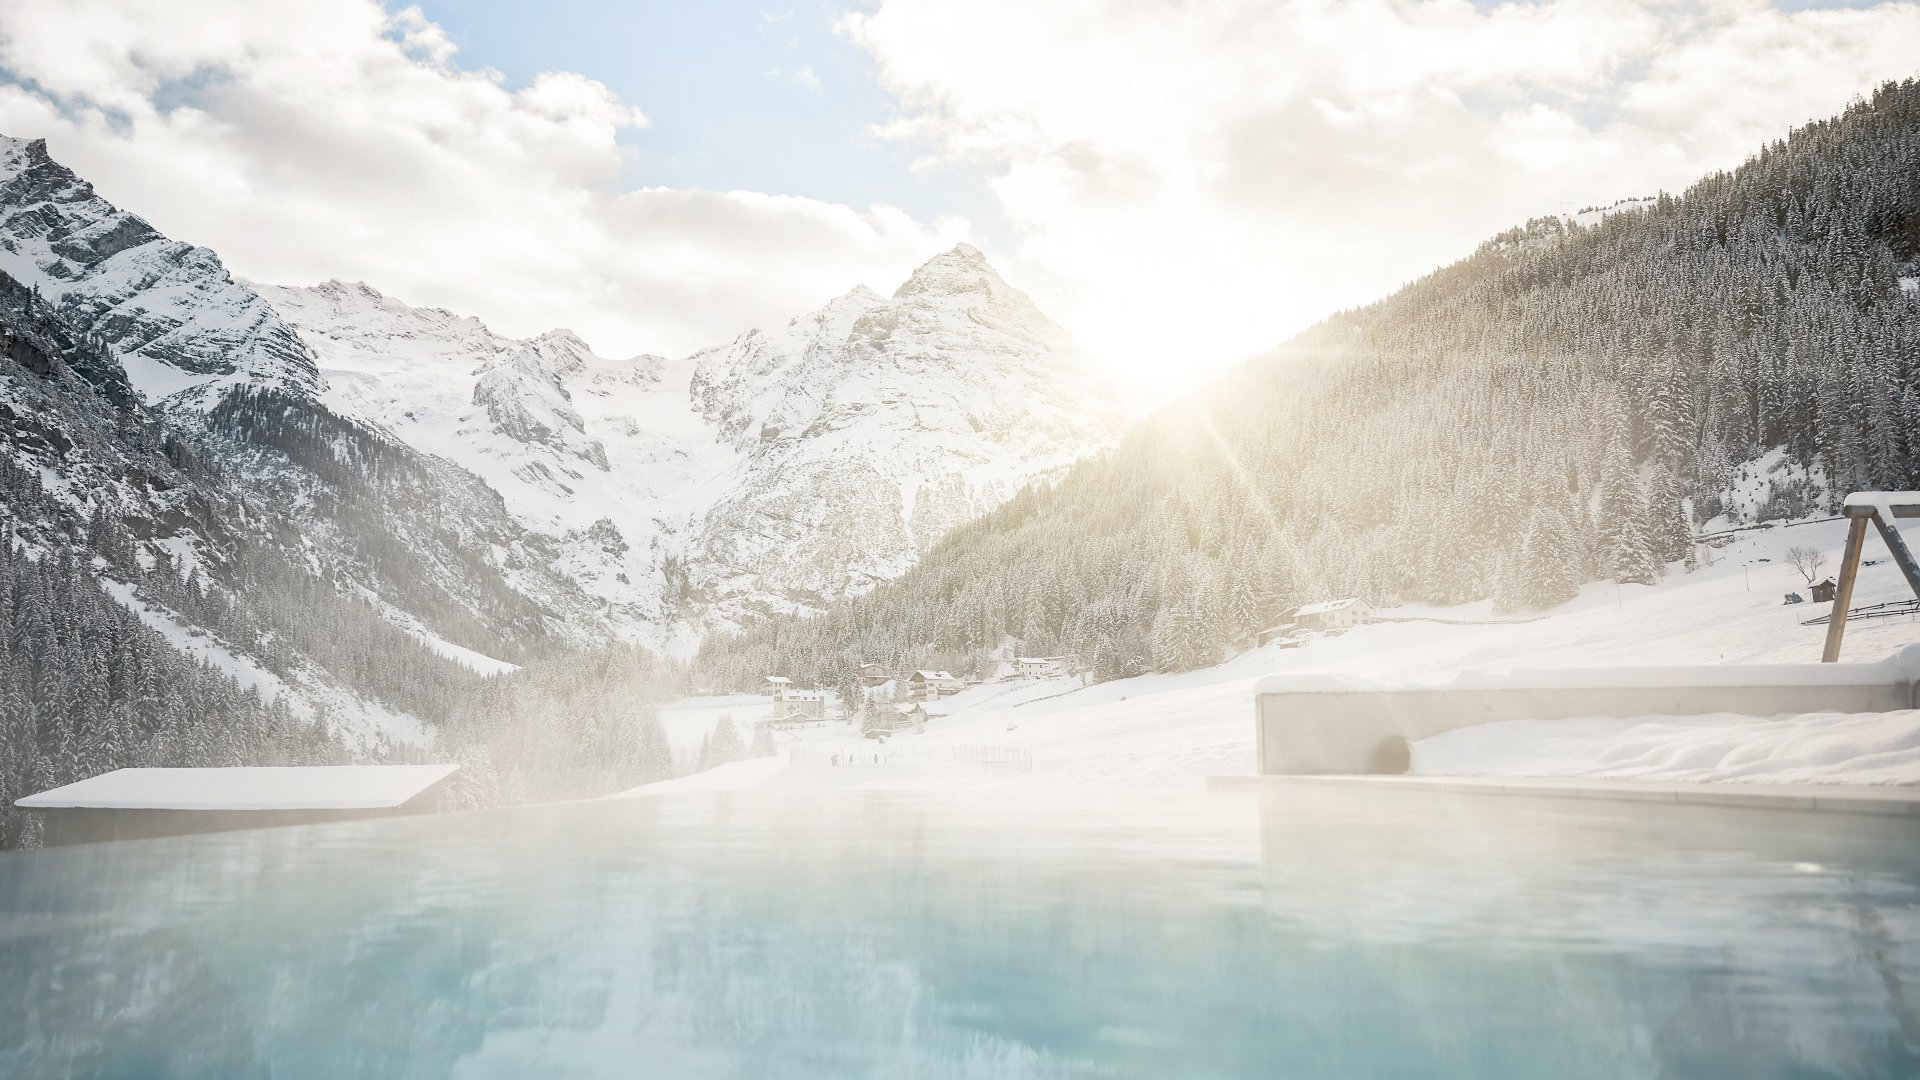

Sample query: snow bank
[407,628,519,676]
[1413,711,1920,787]
[617,757,787,796]
[1253,643,1920,697]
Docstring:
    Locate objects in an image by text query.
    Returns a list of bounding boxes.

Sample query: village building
[762,676,828,717]
[782,689,829,718]
[866,702,927,736]
[1810,577,1838,604]
[1290,597,1375,633]
[856,663,893,686]
[905,670,965,702]
[1013,656,1067,679]
[15,765,460,847]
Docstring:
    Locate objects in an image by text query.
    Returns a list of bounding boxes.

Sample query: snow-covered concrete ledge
[1251,645,1920,775]
[15,765,461,846]
[1210,774,1920,818]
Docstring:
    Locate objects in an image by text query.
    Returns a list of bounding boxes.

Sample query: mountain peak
[0,134,51,172]
[892,242,1007,303]
[0,134,320,409]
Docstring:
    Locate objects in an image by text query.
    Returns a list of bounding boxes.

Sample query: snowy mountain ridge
[0,136,320,411]
[0,135,642,677]
[0,132,1122,677]
[251,277,728,639]
[258,243,1125,648]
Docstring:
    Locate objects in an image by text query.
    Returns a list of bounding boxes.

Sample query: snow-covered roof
[762,675,792,685]
[1294,598,1369,617]
[15,765,459,811]
[1015,656,1065,664]
[913,670,959,681]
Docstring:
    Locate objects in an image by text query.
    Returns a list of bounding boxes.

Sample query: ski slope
[627,515,1920,796]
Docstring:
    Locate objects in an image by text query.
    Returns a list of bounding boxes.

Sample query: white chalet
[906,670,965,702]
[782,689,828,718]
[1013,656,1067,679]
[1291,598,1374,632]
[762,676,827,717]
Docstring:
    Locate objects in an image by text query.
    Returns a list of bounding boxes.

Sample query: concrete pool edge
[1207,774,1920,817]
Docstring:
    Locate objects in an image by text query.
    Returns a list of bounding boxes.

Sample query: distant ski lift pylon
[1821,491,1920,662]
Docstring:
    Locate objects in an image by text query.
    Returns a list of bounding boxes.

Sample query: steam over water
[2,789,1916,1078]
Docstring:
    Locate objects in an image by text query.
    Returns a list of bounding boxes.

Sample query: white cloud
[843,0,1920,377]
[0,0,966,357]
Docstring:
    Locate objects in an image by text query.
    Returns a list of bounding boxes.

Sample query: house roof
[912,670,958,681]
[762,675,792,685]
[15,765,459,811]
[1294,597,1369,618]
[1015,656,1065,664]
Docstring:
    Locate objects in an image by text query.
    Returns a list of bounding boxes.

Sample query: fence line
[1800,598,1920,626]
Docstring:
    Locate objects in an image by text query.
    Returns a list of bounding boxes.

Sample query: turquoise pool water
[1,787,1916,1078]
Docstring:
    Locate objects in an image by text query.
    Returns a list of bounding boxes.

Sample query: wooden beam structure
[1822,516,1870,663]
[1821,492,1920,663]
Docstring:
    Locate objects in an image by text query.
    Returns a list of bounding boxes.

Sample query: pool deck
[1208,774,1920,817]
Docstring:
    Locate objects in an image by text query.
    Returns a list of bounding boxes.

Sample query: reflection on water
[0,789,1916,1078]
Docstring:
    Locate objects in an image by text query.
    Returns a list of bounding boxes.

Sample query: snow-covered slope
[257,245,1124,648]
[0,136,319,410]
[686,243,1124,625]
[630,515,1920,795]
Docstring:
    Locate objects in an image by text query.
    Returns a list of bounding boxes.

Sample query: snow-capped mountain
[257,246,1123,647]
[685,243,1124,625]
[1,132,1121,671]
[0,134,623,668]
[0,137,319,411]
[251,279,721,636]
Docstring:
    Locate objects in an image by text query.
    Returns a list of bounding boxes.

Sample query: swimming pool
[1,787,1915,1078]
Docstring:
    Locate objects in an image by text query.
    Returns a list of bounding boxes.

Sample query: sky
[2,0,1919,385]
